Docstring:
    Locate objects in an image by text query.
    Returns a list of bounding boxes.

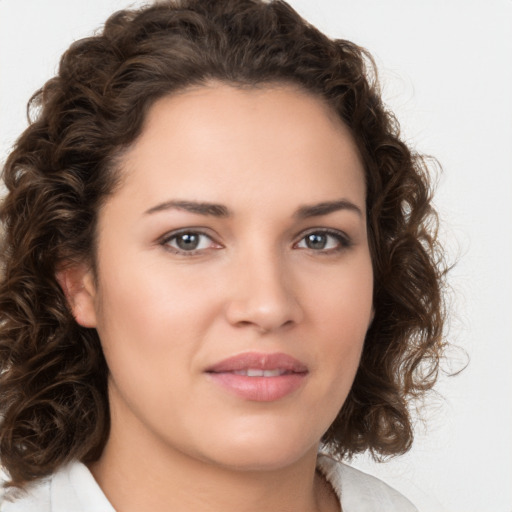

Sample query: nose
[224,249,303,333]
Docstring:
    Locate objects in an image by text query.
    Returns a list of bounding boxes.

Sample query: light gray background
[1,1,511,511]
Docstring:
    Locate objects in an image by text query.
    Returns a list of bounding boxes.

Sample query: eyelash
[159,228,352,256]
[294,228,352,253]
[159,229,219,256]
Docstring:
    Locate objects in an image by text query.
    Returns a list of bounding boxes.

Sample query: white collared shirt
[1,455,417,512]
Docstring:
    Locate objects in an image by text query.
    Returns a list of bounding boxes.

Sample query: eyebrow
[144,198,363,219]
[294,199,363,219]
[145,200,230,217]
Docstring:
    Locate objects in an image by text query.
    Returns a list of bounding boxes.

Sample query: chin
[195,428,320,472]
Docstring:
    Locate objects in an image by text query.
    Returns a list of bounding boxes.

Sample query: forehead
[114,83,366,214]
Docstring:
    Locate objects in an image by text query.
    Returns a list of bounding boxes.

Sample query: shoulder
[317,454,419,512]
[0,477,51,512]
[0,461,114,512]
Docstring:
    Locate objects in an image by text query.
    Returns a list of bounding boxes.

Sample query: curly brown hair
[0,0,446,489]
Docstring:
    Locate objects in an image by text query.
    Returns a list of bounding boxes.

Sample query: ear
[368,307,375,328]
[56,263,98,328]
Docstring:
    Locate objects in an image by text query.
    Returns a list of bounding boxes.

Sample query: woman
[0,1,446,510]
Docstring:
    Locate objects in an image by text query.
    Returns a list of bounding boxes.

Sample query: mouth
[232,368,291,377]
[205,352,309,402]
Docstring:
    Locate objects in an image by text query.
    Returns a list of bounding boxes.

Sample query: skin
[64,83,373,512]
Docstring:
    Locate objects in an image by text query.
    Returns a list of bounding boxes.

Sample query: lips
[205,352,308,402]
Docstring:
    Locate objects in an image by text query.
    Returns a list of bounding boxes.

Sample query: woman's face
[72,83,373,471]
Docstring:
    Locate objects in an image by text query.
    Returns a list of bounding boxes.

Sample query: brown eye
[161,231,218,254]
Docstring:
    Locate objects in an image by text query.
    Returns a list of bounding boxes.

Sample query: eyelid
[293,227,353,251]
[158,228,222,255]
[156,226,352,256]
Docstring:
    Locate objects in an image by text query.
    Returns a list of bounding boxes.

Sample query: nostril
[229,314,298,334]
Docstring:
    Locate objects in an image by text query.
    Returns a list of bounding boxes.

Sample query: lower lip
[207,372,307,402]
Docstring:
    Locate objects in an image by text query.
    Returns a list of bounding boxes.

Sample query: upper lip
[206,352,308,374]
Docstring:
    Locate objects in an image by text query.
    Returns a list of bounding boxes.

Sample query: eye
[160,230,220,254]
[295,230,351,252]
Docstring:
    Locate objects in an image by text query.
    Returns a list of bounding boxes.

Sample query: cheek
[93,274,197,423]
[92,257,223,392]
[95,252,217,334]
[311,254,373,331]
[307,257,373,384]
